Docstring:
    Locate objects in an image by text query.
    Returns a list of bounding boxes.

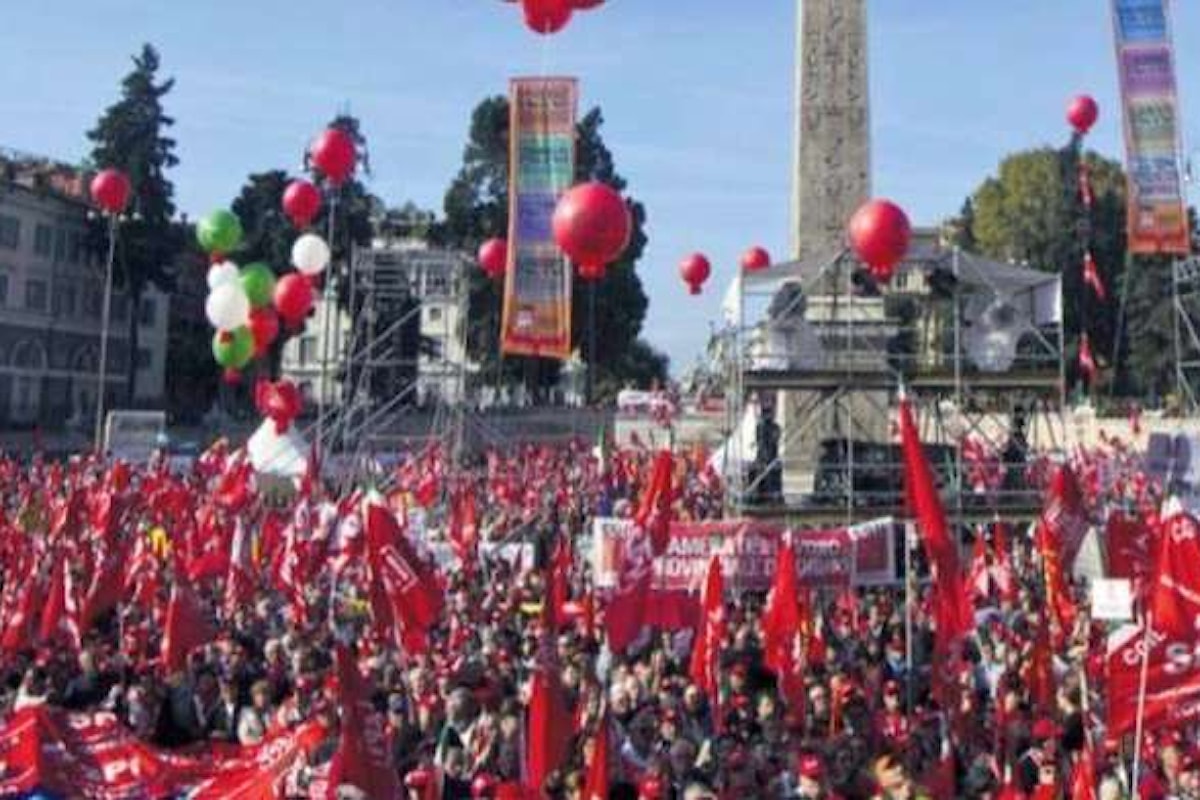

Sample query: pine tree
[88,44,184,405]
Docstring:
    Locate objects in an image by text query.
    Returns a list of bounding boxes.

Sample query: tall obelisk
[778,0,875,501]
[792,0,870,260]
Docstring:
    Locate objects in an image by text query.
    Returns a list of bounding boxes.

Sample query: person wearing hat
[792,753,842,800]
[873,680,910,750]
[1017,718,1061,795]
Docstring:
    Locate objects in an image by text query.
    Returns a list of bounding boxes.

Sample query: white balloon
[292,234,331,276]
[206,260,241,291]
[205,283,251,330]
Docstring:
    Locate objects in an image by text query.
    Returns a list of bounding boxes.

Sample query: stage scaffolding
[1174,256,1200,414]
[310,245,470,486]
[718,240,1067,528]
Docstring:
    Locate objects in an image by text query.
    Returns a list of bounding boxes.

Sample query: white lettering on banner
[593,518,898,593]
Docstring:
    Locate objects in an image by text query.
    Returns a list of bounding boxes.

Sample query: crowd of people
[0,429,1190,799]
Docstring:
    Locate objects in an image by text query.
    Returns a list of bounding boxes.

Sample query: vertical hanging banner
[501,77,578,359]
[1112,0,1190,254]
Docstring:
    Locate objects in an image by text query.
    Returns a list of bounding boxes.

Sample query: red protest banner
[591,517,897,593]
[0,705,327,800]
[1106,625,1200,739]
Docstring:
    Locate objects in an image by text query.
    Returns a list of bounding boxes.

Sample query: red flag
[1071,745,1097,800]
[688,555,724,731]
[223,518,254,620]
[967,531,991,604]
[604,527,655,654]
[78,538,126,637]
[899,396,970,641]
[1078,162,1094,208]
[1,558,40,654]
[1029,616,1056,715]
[1038,466,1089,572]
[38,561,80,651]
[526,618,572,793]
[1082,251,1106,302]
[1105,623,1200,738]
[762,540,806,712]
[326,645,400,799]
[1036,513,1078,644]
[636,451,675,556]
[991,523,1018,604]
[448,487,479,573]
[1079,334,1097,386]
[124,533,160,608]
[1148,510,1200,640]
[161,574,214,675]
[365,497,444,654]
[582,714,610,800]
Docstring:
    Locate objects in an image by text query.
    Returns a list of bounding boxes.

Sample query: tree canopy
[88,44,185,403]
[953,145,1197,401]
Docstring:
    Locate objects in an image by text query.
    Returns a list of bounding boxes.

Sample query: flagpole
[1131,612,1153,795]
[905,521,914,716]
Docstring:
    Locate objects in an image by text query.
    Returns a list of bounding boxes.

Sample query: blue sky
[2,1,1197,375]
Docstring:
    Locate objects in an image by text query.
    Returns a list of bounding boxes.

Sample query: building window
[0,216,21,250]
[25,280,47,312]
[428,307,443,324]
[34,224,52,257]
[425,271,449,296]
[52,285,77,316]
[0,273,8,307]
[136,348,152,369]
[53,229,67,263]
[299,336,318,365]
[138,297,156,326]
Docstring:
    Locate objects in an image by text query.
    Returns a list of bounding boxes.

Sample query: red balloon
[679,253,712,295]
[255,379,303,434]
[1067,94,1099,136]
[741,246,771,272]
[522,0,572,34]
[552,182,631,280]
[847,199,911,276]
[274,272,315,327]
[248,307,280,357]
[282,179,321,228]
[478,238,508,280]
[90,169,131,215]
[310,128,357,185]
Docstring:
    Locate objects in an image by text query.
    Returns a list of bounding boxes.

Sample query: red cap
[1032,718,1060,740]
[798,754,824,779]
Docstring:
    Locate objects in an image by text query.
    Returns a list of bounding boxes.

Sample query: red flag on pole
[899,396,970,640]
[689,555,724,731]
[526,590,572,793]
[38,560,80,652]
[161,573,214,675]
[762,540,806,712]
[364,497,444,655]
[1070,744,1098,800]
[223,518,254,620]
[1148,510,1200,640]
[582,713,610,800]
[1082,251,1107,302]
[636,451,675,556]
[326,645,400,800]
[1079,334,1097,387]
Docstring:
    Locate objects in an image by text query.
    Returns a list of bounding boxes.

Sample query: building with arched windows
[0,155,169,428]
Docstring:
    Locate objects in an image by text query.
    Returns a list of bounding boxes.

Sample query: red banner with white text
[1107,625,1200,739]
[0,705,327,800]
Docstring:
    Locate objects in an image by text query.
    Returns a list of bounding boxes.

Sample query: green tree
[231,169,295,269]
[963,146,1126,392]
[434,96,667,401]
[88,44,184,404]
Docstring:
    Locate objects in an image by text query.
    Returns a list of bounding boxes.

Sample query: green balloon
[196,209,244,255]
[212,326,254,369]
[240,263,276,308]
